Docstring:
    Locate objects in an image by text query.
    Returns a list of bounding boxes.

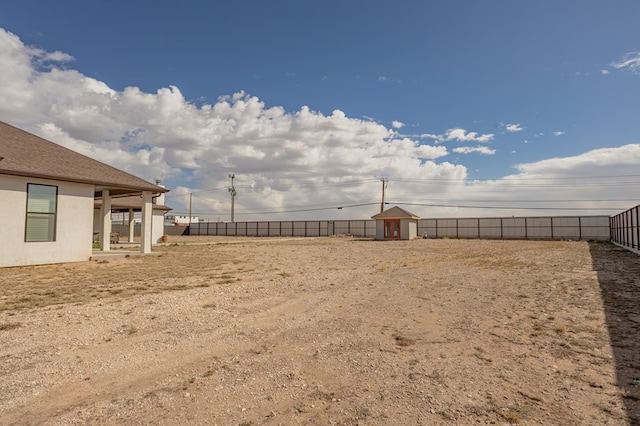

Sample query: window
[25,184,58,242]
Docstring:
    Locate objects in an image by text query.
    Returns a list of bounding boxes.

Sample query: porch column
[140,191,153,254]
[100,189,111,251]
[128,208,135,243]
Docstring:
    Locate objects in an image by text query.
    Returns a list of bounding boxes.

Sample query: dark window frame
[25,183,58,242]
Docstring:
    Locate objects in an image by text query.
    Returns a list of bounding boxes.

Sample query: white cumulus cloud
[610,52,640,74]
[2,27,637,220]
[423,128,494,143]
[505,123,523,132]
[0,27,460,220]
[452,146,496,155]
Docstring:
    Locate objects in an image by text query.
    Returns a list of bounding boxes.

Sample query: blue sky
[1,1,639,220]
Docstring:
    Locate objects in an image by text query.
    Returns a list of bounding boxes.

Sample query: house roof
[0,121,168,197]
[94,195,172,212]
[371,206,421,220]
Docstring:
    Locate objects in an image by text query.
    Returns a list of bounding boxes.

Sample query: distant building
[166,214,199,226]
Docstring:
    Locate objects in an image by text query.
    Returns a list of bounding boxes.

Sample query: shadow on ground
[589,241,640,425]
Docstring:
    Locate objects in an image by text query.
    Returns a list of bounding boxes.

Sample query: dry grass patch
[0,244,247,311]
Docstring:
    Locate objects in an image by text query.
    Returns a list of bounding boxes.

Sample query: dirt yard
[0,237,639,425]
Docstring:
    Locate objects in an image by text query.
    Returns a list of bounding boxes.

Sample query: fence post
[627,210,632,247]
[578,217,582,240]
[634,206,640,249]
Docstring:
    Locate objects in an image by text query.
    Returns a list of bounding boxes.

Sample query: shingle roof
[0,121,167,196]
[371,206,421,220]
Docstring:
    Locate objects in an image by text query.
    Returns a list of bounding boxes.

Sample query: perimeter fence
[189,215,611,241]
[610,204,639,251]
[190,220,377,238]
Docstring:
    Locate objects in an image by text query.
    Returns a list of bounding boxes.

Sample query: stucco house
[371,206,421,240]
[0,121,168,267]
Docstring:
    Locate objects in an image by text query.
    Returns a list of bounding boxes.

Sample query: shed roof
[371,206,421,220]
[0,121,167,197]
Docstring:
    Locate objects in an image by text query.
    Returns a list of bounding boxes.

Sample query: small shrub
[393,334,416,347]
[0,323,22,331]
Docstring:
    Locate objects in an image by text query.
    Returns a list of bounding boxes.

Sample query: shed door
[384,219,401,239]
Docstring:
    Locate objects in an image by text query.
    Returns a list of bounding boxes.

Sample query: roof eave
[1,169,168,194]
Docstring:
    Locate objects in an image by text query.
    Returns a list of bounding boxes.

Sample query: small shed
[371,206,421,240]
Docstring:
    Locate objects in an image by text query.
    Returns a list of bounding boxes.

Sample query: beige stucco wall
[404,220,418,239]
[152,211,165,243]
[374,220,384,240]
[0,174,94,267]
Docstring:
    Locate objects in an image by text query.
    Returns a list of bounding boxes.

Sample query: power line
[391,201,627,212]
[170,202,381,217]
[390,174,640,182]
[164,173,640,202]
[391,198,638,203]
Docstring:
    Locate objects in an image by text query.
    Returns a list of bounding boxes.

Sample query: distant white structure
[166,214,199,226]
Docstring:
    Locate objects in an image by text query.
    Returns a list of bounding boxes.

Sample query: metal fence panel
[527,217,551,227]
[281,221,293,237]
[267,222,282,237]
[582,227,610,240]
[457,219,479,239]
[479,218,502,239]
[611,206,638,249]
[306,221,320,237]
[320,221,330,237]
[501,218,527,239]
[580,216,608,226]
[292,221,306,237]
[257,222,269,236]
[189,223,202,235]
[551,217,580,239]
[246,222,257,236]
[333,220,350,235]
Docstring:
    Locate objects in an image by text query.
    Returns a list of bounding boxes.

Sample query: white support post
[140,191,153,254]
[100,189,111,251]
[128,208,135,243]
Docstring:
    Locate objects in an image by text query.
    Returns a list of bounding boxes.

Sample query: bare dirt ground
[1,237,639,425]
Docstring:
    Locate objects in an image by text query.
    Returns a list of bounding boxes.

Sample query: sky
[1,0,639,221]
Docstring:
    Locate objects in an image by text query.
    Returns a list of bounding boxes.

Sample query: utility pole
[189,193,193,224]
[228,173,237,222]
[380,178,388,212]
